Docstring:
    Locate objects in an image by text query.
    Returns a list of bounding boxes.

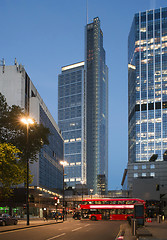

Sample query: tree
[0,143,27,198]
[0,92,50,164]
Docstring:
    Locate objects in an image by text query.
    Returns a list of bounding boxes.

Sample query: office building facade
[0,59,64,193]
[85,17,108,194]
[128,8,167,192]
[58,62,86,187]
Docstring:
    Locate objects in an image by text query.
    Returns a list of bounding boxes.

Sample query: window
[142,173,146,177]
[150,172,155,177]
[142,165,146,169]
[134,173,138,178]
[150,164,155,169]
[134,165,138,170]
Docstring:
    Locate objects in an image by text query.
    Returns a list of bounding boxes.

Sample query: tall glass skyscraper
[128,8,167,190]
[58,62,86,187]
[85,17,108,194]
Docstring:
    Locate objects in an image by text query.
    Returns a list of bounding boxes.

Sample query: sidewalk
[0,218,64,233]
[116,222,136,240]
[137,220,167,240]
[116,220,167,240]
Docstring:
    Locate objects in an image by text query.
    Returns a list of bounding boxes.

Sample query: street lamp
[60,160,68,221]
[80,180,84,201]
[21,117,34,225]
[90,189,93,199]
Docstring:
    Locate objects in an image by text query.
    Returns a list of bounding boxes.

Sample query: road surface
[0,219,122,240]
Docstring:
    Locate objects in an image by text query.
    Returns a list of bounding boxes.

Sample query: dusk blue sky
[1,0,167,190]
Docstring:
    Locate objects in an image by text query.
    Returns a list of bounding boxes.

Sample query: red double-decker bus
[80,198,145,221]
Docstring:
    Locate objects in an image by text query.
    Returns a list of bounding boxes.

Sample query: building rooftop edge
[134,6,167,16]
[61,61,85,72]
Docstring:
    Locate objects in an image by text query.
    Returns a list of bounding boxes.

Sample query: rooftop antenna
[86,0,88,24]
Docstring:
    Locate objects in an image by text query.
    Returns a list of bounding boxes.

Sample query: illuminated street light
[80,180,84,201]
[90,189,93,199]
[60,160,68,221]
[21,117,34,225]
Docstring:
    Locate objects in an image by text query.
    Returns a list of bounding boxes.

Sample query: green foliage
[0,143,26,198]
[0,92,50,197]
[0,92,50,164]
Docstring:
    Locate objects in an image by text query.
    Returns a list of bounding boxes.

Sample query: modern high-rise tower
[85,17,108,194]
[128,8,167,191]
[58,62,86,187]
[58,17,108,194]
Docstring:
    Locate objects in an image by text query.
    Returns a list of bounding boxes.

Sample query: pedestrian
[43,211,48,221]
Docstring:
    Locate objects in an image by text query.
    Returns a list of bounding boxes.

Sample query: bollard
[157,215,161,223]
[131,218,137,236]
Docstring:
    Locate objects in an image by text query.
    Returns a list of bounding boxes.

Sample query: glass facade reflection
[58,62,86,187]
[39,106,64,190]
[85,17,108,194]
[128,7,167,188]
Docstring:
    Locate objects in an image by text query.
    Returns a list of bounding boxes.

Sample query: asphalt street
[0,219,121,240]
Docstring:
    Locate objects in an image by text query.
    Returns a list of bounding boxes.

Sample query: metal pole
[63,166,64,221]
[82,184,83,201]
[26,123,29,225]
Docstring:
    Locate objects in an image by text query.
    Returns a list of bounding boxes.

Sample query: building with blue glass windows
[58,17,108,195]
[0,59,64,195]
[127,7,167,194]
[85,17,108,195]
[58,62,86,188]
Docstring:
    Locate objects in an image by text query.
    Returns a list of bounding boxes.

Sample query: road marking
[72,227,82,232]
[46,233,66,240]
[0,224,60,235]
[115,229,122,240]
[84,224,90,227]
[0,227,43,234]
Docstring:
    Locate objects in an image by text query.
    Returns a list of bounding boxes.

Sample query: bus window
[110,209,117,214]
[117,209,125,215]
[126,201,133,204]
[90,209,100,214]
[126,209,133,214]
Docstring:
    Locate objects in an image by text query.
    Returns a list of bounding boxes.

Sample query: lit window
[134,173,138,178]
[142,165,146,169]
[64,179,69,182]
[150,172,155,177]
[142,173,146,177]
[150,164,155,169]
[70,178,75,182]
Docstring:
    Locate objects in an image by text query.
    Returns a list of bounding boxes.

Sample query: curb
[0,220,63,233]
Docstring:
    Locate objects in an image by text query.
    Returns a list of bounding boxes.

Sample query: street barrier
[131,218,137,236]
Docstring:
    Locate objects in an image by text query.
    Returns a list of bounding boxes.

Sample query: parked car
[73,212,81,220]
[0,214,18,226]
